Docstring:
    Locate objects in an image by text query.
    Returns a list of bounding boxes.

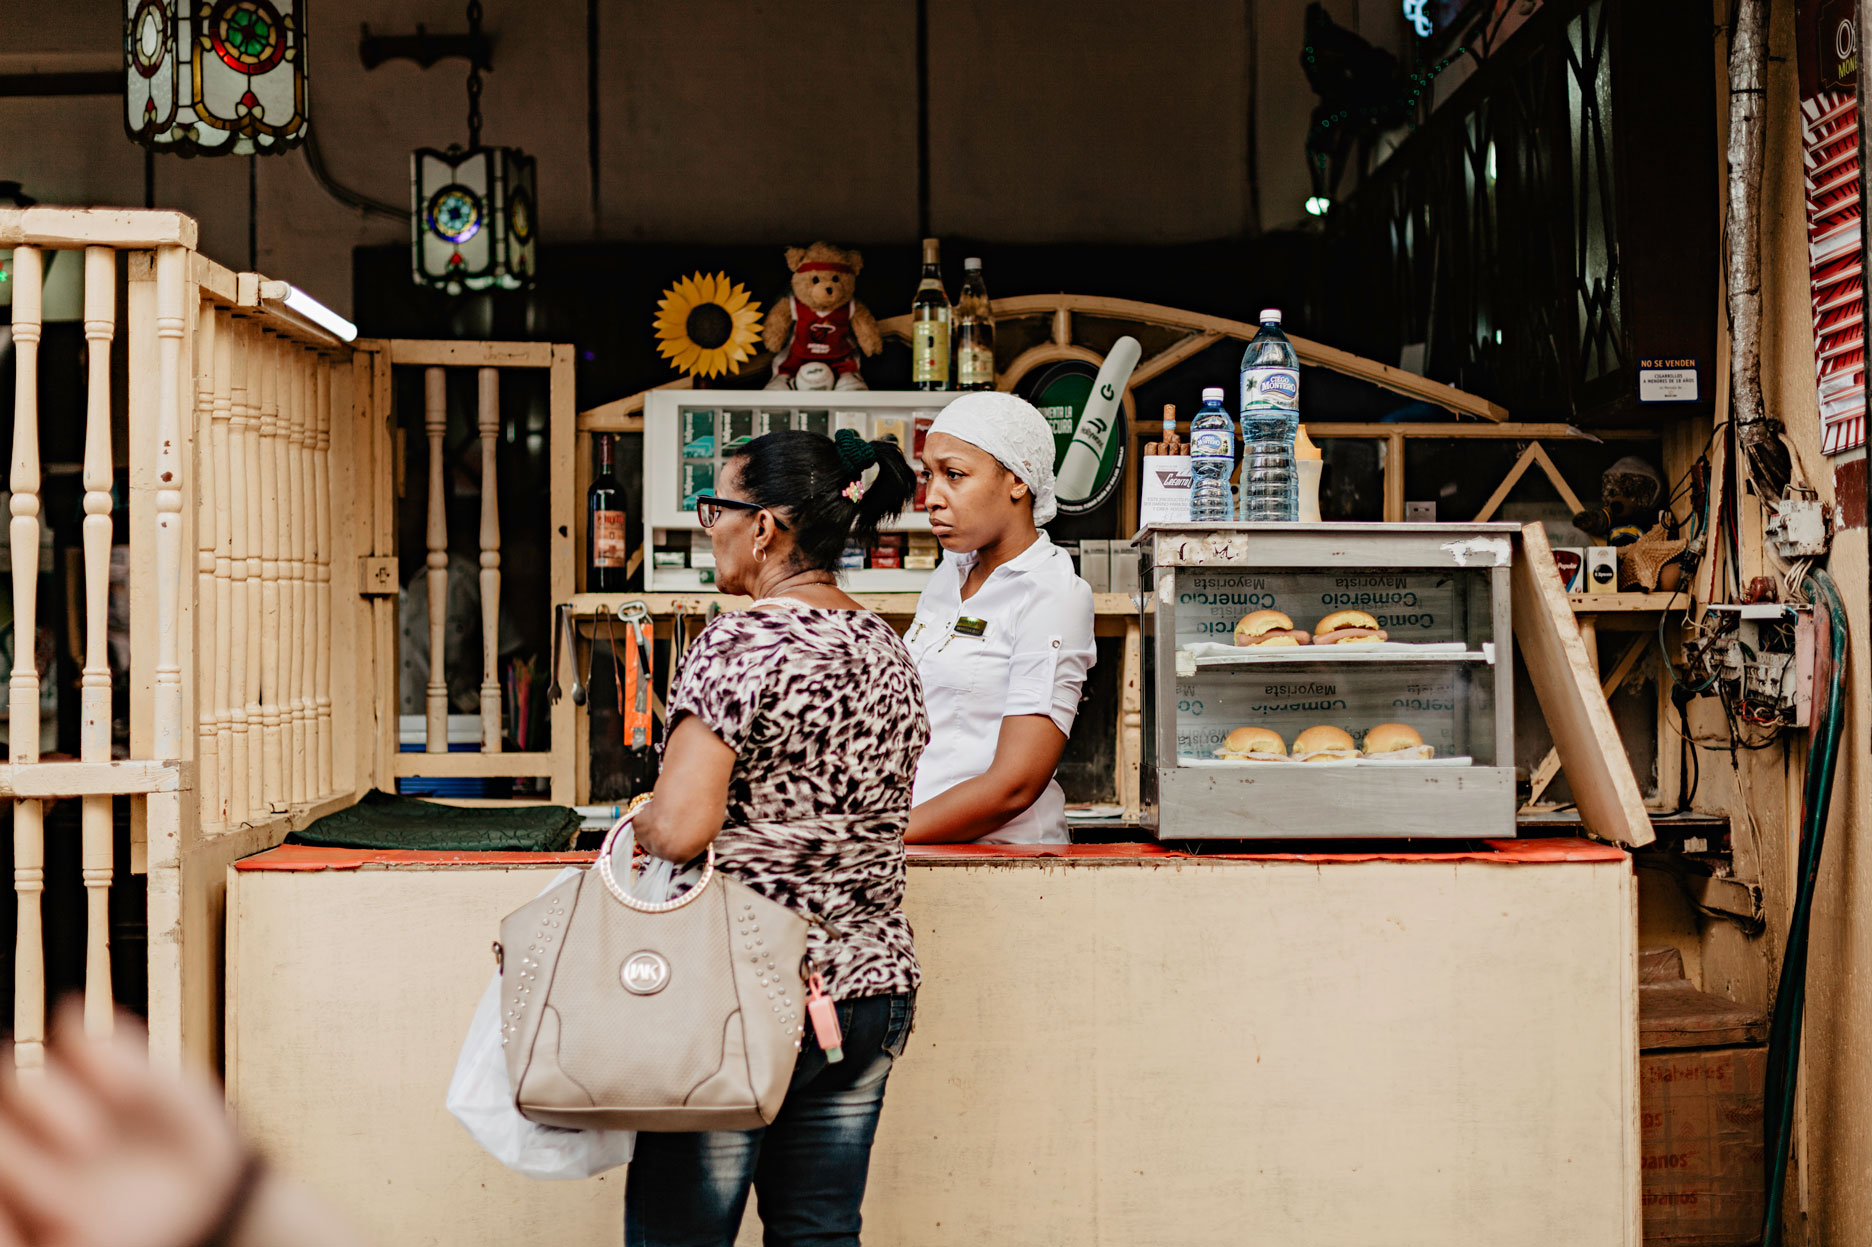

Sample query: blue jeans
[624,992,915,1247]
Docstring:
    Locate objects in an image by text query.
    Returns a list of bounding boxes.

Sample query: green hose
[1760,567,1849,1246]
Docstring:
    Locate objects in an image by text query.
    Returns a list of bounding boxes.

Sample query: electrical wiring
[1760,567,1849,1247]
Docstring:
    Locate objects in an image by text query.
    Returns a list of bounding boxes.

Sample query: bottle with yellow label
[954,257,995,390]
[911,237,951,391]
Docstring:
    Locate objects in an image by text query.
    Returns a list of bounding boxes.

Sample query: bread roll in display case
[1140,523,1519,839]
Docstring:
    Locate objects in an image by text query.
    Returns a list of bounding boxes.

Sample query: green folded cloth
[287,790,581,852]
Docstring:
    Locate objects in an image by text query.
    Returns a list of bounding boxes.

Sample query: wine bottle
[587,433,628,592]
[911,237,951,391]
[954,257,995,391]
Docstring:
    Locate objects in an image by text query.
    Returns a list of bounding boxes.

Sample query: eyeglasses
[694,495,789,531]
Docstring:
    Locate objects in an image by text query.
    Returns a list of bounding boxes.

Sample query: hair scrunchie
[832,427,878,480]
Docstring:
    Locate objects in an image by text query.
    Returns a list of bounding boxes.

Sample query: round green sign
[1022,361,1126,516]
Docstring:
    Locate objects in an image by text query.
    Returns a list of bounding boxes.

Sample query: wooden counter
[227,841,1638,1246]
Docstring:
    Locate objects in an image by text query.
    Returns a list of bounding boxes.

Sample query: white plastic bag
[446,866,635,1180]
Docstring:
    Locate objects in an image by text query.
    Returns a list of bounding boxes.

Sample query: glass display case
[1140,523,1519,839]
[641,390,954,592]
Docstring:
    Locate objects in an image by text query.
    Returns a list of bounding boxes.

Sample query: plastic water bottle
[1188,386,1236,522]
[1238,308,1300,521]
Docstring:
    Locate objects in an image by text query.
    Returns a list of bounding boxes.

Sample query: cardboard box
[1139,454,1193,526]
[1639,1047,1766,1247]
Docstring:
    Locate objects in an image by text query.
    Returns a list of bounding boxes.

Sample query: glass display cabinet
[1140,523,1519,839]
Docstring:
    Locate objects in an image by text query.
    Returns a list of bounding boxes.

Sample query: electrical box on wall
[1764,498,1831,559]
[642,390,964,592]
[1697,603,1819,729]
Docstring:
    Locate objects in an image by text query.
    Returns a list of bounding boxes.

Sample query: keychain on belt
[801,955,843,1063]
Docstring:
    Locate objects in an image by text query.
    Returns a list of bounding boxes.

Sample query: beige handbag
[497,812,811,1132]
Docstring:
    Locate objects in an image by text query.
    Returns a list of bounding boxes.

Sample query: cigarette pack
[873,414,911,455]
[1079,540,1111,592]
[797,410,831,437]
[1586,546,1619,594]
[724,409,755,447]
[680,461,714,511]
[1111,547,1140,594]
[681,408,717,458]
[1551,547,1586,592]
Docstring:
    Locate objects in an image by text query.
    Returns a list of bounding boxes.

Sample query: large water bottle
[1238,308,1301,521]
[1188,386,1236,522]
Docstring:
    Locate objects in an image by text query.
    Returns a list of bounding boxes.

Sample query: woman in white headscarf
[903,392,1096,845]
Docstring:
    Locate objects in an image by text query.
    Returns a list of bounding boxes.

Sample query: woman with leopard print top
[627,428,924,1247]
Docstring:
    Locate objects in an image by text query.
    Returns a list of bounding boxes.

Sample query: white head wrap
[926,392,1058,524]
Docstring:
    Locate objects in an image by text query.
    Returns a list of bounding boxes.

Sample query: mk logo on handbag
[621,950,671,995]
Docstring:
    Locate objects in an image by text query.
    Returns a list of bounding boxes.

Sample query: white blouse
[905,533,1097,844]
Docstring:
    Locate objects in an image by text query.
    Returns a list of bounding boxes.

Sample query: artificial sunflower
[653,273,764,378]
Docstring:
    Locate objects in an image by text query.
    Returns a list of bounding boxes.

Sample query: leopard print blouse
[666,605,928,999]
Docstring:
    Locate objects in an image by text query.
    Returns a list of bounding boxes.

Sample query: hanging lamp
[410,0,536,294]
[124,0,310,154]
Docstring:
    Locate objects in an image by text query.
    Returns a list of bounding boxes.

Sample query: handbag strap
[595,809,717,913]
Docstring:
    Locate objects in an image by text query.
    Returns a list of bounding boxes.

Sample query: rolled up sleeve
[1003,577,1096,736]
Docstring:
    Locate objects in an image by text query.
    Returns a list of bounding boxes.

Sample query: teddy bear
[762,241,882,390]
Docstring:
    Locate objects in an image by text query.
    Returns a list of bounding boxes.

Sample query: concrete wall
[0,0,1408,318]
[1692,3,1872,1240]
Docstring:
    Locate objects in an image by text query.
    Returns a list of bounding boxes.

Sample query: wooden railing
[363,340,575,802]
[0,208,374,1071]
[0,209,582,1071]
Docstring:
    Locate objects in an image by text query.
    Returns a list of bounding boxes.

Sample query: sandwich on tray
[1233,609,1311,647]
[1213,725,1289,761]
[1311,609,1388,645]
[1360,722,1435,761]
[1290,724,1360,762]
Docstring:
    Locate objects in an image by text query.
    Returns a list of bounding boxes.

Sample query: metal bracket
[358,24,492,72]
[359,556,399,597]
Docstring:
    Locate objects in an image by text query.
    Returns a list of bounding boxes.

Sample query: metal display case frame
[1141,523,1520,839]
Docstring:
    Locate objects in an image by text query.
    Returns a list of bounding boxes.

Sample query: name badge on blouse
[954,616,987,638]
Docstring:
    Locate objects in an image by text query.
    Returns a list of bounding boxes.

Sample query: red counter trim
[234,838,1624,872]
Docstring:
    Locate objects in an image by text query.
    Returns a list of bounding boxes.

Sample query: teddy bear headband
[795,261,854,275]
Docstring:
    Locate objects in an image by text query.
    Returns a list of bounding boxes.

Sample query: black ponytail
[852,438,916,549]
[729,429,916,573]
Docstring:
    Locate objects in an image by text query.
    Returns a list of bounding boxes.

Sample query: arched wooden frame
[580,293,1509,426]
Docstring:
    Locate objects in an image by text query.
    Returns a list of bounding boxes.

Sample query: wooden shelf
[1566,592,1689,613]
[568,592,1140,618]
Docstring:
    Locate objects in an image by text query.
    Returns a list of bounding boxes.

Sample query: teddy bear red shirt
[777,295,861,377]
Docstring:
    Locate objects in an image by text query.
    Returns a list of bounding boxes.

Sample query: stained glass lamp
[124,0,309,155]
[411,145,537,294]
